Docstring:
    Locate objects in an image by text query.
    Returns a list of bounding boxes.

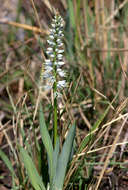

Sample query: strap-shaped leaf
[39,105,54,183]
[20,147,46,190]
[52,137,60,186]
[52,124,76,190]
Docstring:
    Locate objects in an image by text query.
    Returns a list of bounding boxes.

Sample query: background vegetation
[0,0,128,189]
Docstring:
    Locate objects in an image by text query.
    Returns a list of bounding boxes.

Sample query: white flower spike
[41,13,67,94]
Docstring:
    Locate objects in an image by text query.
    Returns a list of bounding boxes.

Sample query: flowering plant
[41,13,68,147]
[19,13,76,190]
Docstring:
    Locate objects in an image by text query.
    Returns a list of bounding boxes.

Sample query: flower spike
[41,13,67,95]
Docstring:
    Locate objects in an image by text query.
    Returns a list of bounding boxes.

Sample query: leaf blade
[52,137,60,185]
[19,147,46,190]
[39,105,54,184]
[53,124,76,190]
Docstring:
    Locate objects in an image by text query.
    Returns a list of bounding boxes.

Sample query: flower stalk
[41,13,66,147]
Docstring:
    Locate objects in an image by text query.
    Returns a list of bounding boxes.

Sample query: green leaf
[39,105,54,183]
[19,147,46,190]
[0,149,15,177]
[52,124,76,190]
[52,138,60,184]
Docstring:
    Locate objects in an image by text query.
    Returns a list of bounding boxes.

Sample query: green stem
[53,90,57,148]
[53,63,58,148]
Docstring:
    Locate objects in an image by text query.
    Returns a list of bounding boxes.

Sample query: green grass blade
[68,0,75,29]
[52,124,76,190]
[39,104,54,184]
[19,146,46,190]
[0,149,15,177]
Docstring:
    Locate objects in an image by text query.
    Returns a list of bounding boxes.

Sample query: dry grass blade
[41,0,55,13]
[0,121,18,162]
[119,34,128,101]
[74,140,128,156]
[91,48,128,52]
[0,19,48,35]
[95,114,128,189]
[100,0,108,60]
[29,0,47,60]
[29,0,42,29]
[105,0,128,25]
[78,106,91,129]
[95,0,100,43]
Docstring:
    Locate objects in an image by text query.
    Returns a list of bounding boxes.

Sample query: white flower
[45,59,52,66]
[55,48,59,52]
[47,40,56,46]
[50,29,56,33]
[57,80,67,88]
[57,61,65,66]
[47,47,53,51]
[58,30,63,35]
[57,39,61,43]
[57,54,63,59]
[54,61,65,66]
[60,23,63,27]
[47,40,52,45]
[43,73,51,78]
[50,54,55,58]
[45,59,51,63]
[57,68,66,77]
[57,43,63,47]
[49,34,54,40]
[51,23,55,28]
[58,50,64,54]
[47,76,55,83]
[59,33,64,37]
[46,50,52,55]
[45,66,53,72]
